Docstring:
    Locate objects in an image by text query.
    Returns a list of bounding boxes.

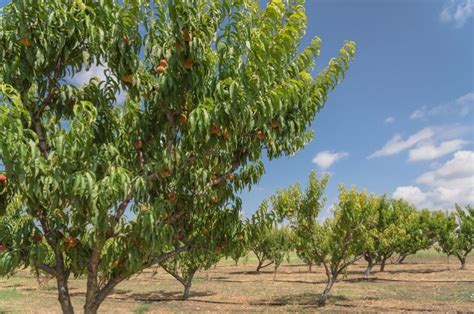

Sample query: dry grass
[0,251,472,313]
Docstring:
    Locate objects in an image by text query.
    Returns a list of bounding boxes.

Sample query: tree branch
[34,261,57,277]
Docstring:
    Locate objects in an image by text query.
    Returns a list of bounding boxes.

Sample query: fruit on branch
[0,174,7,184]
[33,234,43,243]
[0,244,6,253]
[134,140,143,151]
[211,123,219,135]
[159,58,168,67]
[271,119,279,129]
[222,131,229,141]
[65,237,79,249]
[183,58,193,70]
[214,245,222,254]
[155,65,166,74]
[19,37,31,47]
[121,74,134,84]
[226,173,234,181]
[123,35,129,44]
[256,131,266,140]
[161,167,171,178]
[167,192,177,202]
[183,31,191,42]
[112,260,121,268]
[179,113,188,125]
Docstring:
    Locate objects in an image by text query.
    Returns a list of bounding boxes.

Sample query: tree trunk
[380,257,387,272]
[256,259,263,272]
[458,256,466,270]
[55,264,74,314]
[49,245,74,314]
[309,263,312,273]
[397,254,407,264]
[84,249,101,314]
[364,254,374,278]
[364,259,374,278]
[318,275,336,306]
[182,269,197,299]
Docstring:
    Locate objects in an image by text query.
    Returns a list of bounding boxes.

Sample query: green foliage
[246,201,293,272]
[433,205,473,268]
[0,0,355,311]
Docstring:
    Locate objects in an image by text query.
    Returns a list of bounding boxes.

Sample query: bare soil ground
[0,253,472,313]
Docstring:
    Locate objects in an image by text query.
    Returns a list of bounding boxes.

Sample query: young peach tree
[247,201,293,274]
[0,0,355,312]
[434,205,473,270]
[159,206,244,299]
[270,173,370,306]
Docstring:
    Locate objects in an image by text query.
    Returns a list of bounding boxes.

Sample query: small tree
[247,202,292,274]
[393,207,434,264]
[434,205,473,270]
[159,206,243,299]
[270,173,369,306]
[362,197,421,275]
[0,0,355,312]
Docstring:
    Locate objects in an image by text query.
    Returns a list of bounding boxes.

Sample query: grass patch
[0,288,23,301]
[132,302,151,314]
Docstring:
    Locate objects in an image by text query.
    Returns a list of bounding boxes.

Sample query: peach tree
[0,0,355,312]
[159,206,244,299]
[433,205,473,270]
[246,200,293,274]
[270,173,370,306]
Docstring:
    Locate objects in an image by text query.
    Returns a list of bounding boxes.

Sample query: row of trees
[0,0,356,313]
[244,172,473,305]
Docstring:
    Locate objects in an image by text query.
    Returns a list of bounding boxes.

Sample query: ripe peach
[159,58,168,67]
[183,31,191,42]
[256,131,265,140]
[0,174,6,184]
[167,192,177,201]
[0,244,6,253]
[211,123,219,135]
[121,74,134,84]
[222,131,229,141]
[155,65,166,74]
[271,119,279,129]
[19,37,31,47]
[179,113,188,124]
[161,167,171,177]
[134,140,143,150]
[183,58,193,70]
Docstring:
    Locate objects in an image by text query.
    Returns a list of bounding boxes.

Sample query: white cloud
[312,151,348,170]
[410,91,474,120]
[408,139,468,161]
[393,186,428,206]
[368,127,435,158]
[384,116,395,124]
[69,63,127,104]
[70,64,109,86]
[393,150,474,210]
[440,0,474,28]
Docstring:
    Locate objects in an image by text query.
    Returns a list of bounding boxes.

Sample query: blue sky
[240,0,474,217]
[1,0,472,217]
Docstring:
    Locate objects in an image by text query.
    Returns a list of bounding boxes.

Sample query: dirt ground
[0,252,472,313]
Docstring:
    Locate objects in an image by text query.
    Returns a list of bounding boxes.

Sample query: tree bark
[380,257,387,272]
[458,256,467,270]
[397,254,407,264]
[318,275,336,306]
[309,263,312,273]
[364,259,374,278]
[182,269,197,299]
[55,253,74,314]
[256,260,273,272]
